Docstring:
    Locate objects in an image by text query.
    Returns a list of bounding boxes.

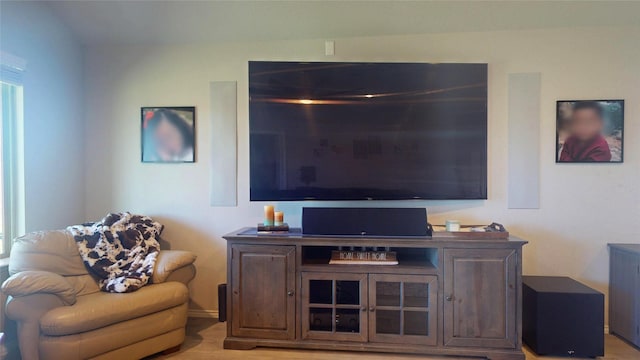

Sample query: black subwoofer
[522,276,604,357]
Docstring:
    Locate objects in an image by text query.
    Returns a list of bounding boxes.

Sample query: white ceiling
[46,0,640,45]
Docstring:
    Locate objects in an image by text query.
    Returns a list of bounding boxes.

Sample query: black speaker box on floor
[218,283,227,322]
[522,276,604,357]
[302,207,429,237]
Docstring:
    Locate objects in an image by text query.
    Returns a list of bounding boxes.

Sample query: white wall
[0,1,85,232]
[84,26,640,318]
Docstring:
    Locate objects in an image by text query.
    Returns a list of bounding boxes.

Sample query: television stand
[223,228,527,360]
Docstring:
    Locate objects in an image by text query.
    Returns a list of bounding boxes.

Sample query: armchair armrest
[5,293,68,360]
[152,250,197,284]
[2,270,76,305]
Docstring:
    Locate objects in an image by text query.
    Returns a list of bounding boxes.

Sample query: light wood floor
[150,318,640,360]
[2,318,638,359]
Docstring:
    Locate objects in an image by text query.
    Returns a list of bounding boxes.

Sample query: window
[1,53,25,257]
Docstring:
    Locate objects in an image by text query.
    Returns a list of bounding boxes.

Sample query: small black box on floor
[523,276,604,357]
[218,283,227,322]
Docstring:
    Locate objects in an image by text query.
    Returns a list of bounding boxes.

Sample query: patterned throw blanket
[67,212,163,293]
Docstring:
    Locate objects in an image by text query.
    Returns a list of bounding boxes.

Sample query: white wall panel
[508,73,541,209]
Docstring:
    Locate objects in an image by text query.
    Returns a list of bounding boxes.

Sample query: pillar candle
[274,211,284,226]
[264,205,274,226]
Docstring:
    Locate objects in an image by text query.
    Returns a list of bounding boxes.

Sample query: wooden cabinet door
[609,248,640,346]
[230,244,295,340]
[444,248,518,348]
[637,257,640,347]
[637,258,640,348]
[301,272,368,342]
[369,274,438,345]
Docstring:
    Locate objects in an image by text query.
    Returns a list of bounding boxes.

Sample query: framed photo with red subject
[556,100,624,163]
[141,107,196,163]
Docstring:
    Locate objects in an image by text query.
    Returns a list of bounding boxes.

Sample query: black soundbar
[302,207,429,237]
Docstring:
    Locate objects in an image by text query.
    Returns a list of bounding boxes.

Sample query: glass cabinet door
[302,272,368,342]
[369,274,438,345]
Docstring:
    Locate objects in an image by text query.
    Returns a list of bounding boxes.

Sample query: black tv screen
[249,61,487,201]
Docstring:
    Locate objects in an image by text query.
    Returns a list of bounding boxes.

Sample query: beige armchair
[1,230,196,360]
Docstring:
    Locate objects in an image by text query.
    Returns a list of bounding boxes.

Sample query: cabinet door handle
[369,306,376,312]
[361,306,367,312]
[287,291,294,296]
[445,295,453,301]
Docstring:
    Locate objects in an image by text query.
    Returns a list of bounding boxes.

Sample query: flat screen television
[249,61,487,201]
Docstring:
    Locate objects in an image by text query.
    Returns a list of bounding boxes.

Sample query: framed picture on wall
[556,100,624,163]
[141,106,196,163]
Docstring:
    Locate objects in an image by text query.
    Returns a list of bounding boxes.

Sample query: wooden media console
[224,228,527,360]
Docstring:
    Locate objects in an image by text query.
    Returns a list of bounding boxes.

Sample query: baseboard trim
[188,309,219,319]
